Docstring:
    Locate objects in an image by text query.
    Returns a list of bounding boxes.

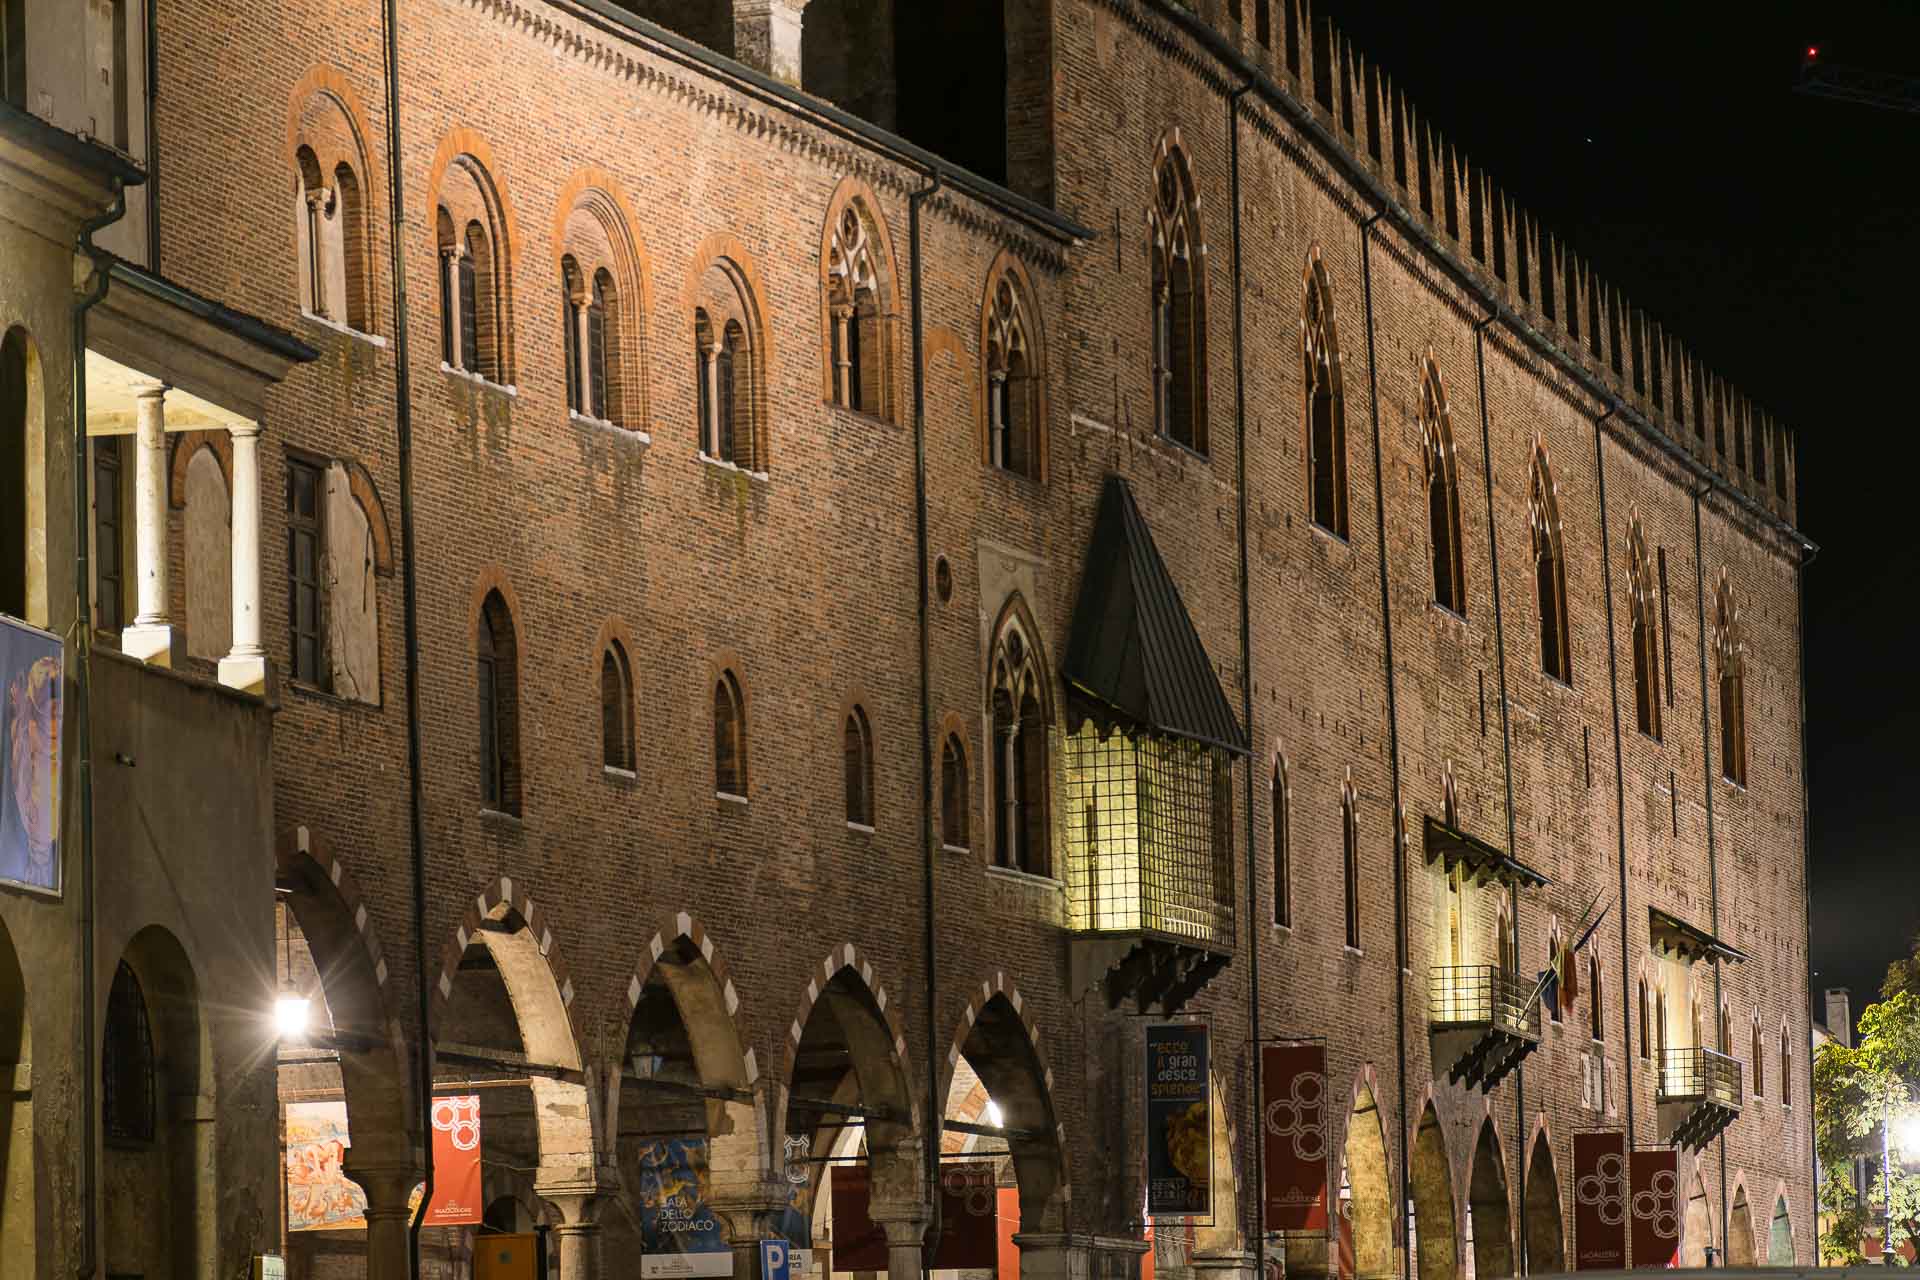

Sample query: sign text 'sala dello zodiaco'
[1145,1023,1211,1219]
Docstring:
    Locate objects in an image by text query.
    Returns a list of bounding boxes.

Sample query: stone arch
[426,131,520,384]
[1768,1185,1794,1265]
[1727,1175,1755,1266]
[1410,1100,1458,1280]
[686,235,773,473]
[337,458,393,575]
[0,325,47,625]
[1679,1166,1713,1266]
[1195,1070,1244,1256]
[1467,1117,1514,1280]
[1523,1123,1565,1274]
[287,67,379,331]
[939,972,1070,1235]
[0,914,30,1272]
[1342,1065,1395,1280]
[554,170,655,429]
[818,175,903,419]
[276,827,413,1174]
[430,875,583,1069]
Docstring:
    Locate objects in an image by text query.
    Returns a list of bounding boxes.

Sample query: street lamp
[274,994,311,1039]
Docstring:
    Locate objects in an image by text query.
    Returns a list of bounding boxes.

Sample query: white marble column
[703,339,723,456]
[121,382,181,667]
[217,421,269,693]
[832,304,853,405]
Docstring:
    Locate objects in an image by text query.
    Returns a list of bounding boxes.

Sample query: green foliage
[1817,989,1920,1263]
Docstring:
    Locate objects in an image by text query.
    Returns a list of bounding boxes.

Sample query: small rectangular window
[287,457,325,687]
[93,439,124,633]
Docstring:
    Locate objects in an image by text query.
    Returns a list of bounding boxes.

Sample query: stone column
[217,421,269,693]
[703,339,723,456]
[831,304,853,405]
[1012,1233,1098,1280]
[547,1192,602,1280]
[122,382,183,666]
[1192,1250,1260,1280]
[869,1201,932,1280]
[576,294,595,416]
[347,1165,420,1280]
[988,371,1008,466]
[732,0,811,86]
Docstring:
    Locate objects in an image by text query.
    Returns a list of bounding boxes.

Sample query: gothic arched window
[991,615,1050,876]
[1716,576,1748,787]
[1628,517,1662,741]
[1150,140,1207,453]
[714,670,748,799]
[1341,775,1360,950]
[1529,446,1572,683]
[102,960,155,1144]
[941,732,970,851]
[844,704,875,827]
[1305,257,1348,536]
[985,262,1043,480]
[477,589,521,815]
[601,640,634,773]
[826,197,894,421]
[1420,359,1462,611]
[1272,757,1291,928]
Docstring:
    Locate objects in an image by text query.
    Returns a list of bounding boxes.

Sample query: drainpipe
[1795,539,1816,1262]
[378,0,434,1273]
[908,165,943,1266]
[1469,312,1524,1272]
[1223,73,1260,1265]
[1589,405,1636,1143]
[1687,484,1728,1254]
[73,176,128,1280]
[1355,209,1411,1280]
[143,0,159,269]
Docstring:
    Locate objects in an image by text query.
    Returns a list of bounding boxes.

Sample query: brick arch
[553,169,656,428]
[817,175,904,411]
[167,430,231,509]
[277,824,395,1006]
[778,941,919,1133]
[284,64,377,181]
[592,615,640,683]
[469,567,525,654]
[1341,1063,1397,1280]
[424,128,522,272]
[338,458,393,576]
[428,874,584,1071]
[627,912,755,1086]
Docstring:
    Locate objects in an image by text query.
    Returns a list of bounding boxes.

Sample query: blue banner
[0,616,61,896]
[1145,1023,1211,1218]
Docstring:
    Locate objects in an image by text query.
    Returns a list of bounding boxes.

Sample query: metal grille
[1657,1046,1743,1107]
[1063,722,1233,948]
[1429,965,1541,1040]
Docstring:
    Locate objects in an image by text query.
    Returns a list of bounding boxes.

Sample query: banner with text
[1260,1043,1329,1233]
[1145,1023,1211,1219]
[422,1094,484,1226]
[1627,1148,1679,1269]
[831,1162,999,1270]
[1571,1132,1627,1269]
[637,1138,735,1278]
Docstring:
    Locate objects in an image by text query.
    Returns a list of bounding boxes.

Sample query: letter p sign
[760,1240,790,1280]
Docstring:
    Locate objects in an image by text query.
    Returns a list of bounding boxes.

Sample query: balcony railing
[1429,965,1542,1041]
[1657,1046,1743,1108]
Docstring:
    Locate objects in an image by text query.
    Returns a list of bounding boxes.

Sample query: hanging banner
[637,1139,734,1278]
[1572,1132,1627,1269]
[1260,1043,1329,1233]
[831,1162,999,1270]
[422,1094,484,1226]
[0,616,62,897]
[1145,1023,1211,1218]
[1627,1149,1679,1269]
[285,1100,370,1231]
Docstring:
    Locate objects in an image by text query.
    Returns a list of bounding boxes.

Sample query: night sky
[1303,0,1920,1029]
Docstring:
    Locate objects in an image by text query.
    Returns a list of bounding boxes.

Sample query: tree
[1817,987,1920,1264]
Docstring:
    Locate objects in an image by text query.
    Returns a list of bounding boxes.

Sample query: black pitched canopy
[1064,475,1248,755]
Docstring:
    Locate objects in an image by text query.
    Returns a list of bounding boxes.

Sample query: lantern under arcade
[1061,476,1247,1016]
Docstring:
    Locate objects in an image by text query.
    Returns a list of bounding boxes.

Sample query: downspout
[1589,405,1636,1141]
[1688,485,1727,1256]
[74,176,129,1280]
[1226,75,1260,1265]
[1470,313,1524,1270]
[378,0,434,1273]
[909,165,943,1266]
[1355,210,1411,1280]
[1796,540,1817,1262]
[143,0,159,269]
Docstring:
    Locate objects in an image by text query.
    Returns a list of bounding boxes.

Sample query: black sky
[1300,0,1920,1027]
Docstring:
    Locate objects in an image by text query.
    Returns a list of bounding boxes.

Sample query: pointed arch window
[941,733,970,851]
[1627,518,1662,741]
[477,590,521,815]
[102,960,155,1144]
[1497,901,1514,976]
[1272,758,1291,928]
[294,123,374,334]
[1780,1028,1793,1106]
[1655,984,1669,1059]
[1341,777,1360,950]
[1420,360,1462,611]
[693,256,763,472]
[1589,950,1605,1042]
[844,705,875,827]
[1638,978,1651,1059]
[1529,447,1572,683]
[601,640,634,773]
[1545,924,1563,1023]
[985,267,1042,480]
[1752,1018,1765,1097]
[714,670,747,799]
[1715,577,1748,787]
[1717,1000,1732,1056]
[1305,260,1348,536]
[991,620,1050,876]
[827,200,893,421]
[1150,144,1207,454]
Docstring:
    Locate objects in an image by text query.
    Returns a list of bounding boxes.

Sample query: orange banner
[422,1095,484,1227]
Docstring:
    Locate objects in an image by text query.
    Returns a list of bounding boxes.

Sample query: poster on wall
[1145,1023,1211,1219]
[285,1101,370,1231]
[422,1094,484,1226]
[637,1138,735,1278]
[1627,1148,1679,1269]
[830,1161,998,1269]
[1572,1131,1627,1269]
[0,615,62,897]
[1260,1043,1329,1234]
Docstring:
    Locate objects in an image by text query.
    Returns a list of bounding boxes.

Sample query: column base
[121,622,183,668]
[218,650,273,695]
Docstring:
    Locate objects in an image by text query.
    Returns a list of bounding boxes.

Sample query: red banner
[1628,1149,1679,1269]
[1261,1044,1329,1233]
[424,1094,484,1226]
[832,1162,999,1270]
[1572,1132,1626,1269]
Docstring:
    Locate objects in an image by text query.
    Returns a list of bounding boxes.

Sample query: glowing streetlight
[274,995,311,1039]
[1896,1112,1920,1161]
[985,1099,1004,1129]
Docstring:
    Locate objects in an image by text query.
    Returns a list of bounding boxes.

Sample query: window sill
[478,807,523,829]
[984,461,1047,490]
[441,363,517,396]
[1153,431,1213,465]
[715,790,749,807]
[1540,673,1577,694]
[696,452,769,483]
[940,843,973,857]
[1309,521,1352,549]
[299,310,387,348]
[1636,729,1665,748]
[824,400,899,431]
[984,864,1062,892]
[1429,601,1468,627]
[1720,778,1748,795]
[286,680,382,712]
[1271,922,1293,936]
[603,765,638,782]
[1343,944,1364,958]
[571,410,651,445]
[845,820,876,835]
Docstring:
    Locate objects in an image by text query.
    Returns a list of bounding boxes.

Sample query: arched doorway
[1523,1131,1564,1274]
[1727,1184,1754,1266]
[0,325,46,624]
[1466,1121,1513,1280]
[0,917,29,1273]
[1768,1193,1793,1265]
[1411,1103,1458,1280]
[613,925,762,1272]
[1343,1075,1394,1280]
[101,925,209,1280]
[1679,1170,1712,1267]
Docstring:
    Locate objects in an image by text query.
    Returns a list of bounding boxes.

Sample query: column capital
[867,1199,933,1248]
[344,1160,422,1216]
[227,419,263,441]
[133,379,170,402]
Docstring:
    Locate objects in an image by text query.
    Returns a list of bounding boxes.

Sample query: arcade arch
[1410,1103,1457,1280]
[1466,1120,1513,1280]
[1523,1129,1564,1274]
[0,918,29,1274]
[1343,1073,1394,1280]
[1678,1168,1713,1267]
[1728,1182,1754,1267]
